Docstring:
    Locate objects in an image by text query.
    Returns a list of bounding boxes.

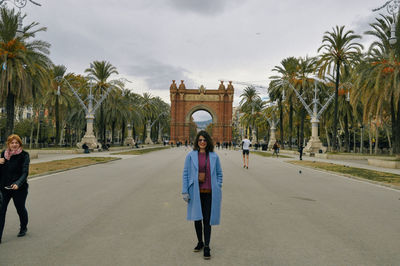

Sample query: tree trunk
[100,103,105,143]
[374,125,379,155]
[289,102,293,149]
[59,121,66,146]
[385,126,392,155]
[332,61,341,151]
[390,95,397,153]
[5,83,15,137]
[121,120,126,146]
[300,108,306,148]
[35,115,41,148]
[325,124,331,151]
[55,96,60,145]
[344,113,350,152]
[368,124,373,155]
[279,98,284,149]
[396,98,400,155]
[29,118,35,149]
[353,125,356,152]
[142,124,146,142]
[111,120,116,145]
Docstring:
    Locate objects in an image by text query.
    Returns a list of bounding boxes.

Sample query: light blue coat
[182,150,223,225]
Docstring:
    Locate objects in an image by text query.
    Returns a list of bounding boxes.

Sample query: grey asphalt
[0,148,399,265]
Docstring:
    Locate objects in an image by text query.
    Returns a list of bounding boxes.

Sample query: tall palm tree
[318,25,363,151]
[239,87,264,141]
[0,7,52,137]
[269,56,300,149]
[104,88,130,145]
[44,65,72,145]
[356,14,400,154]
[136,93,158,142]
[85,60,118,143]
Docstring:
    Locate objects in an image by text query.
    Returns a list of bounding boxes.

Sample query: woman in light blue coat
[182,131,223,260]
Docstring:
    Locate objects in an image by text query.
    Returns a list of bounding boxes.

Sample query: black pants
[194,193,212,246]
[0,186,29,241]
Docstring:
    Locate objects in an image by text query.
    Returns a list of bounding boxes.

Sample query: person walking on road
[272,141,280,158]
[242,136,251,169]
[298,144,304,160]
[182,130,223,260]
[0,134,30,244]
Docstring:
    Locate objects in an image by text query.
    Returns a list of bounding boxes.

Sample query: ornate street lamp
[0,0,41,37]
[373,0,400,45]
[283,79,334,154]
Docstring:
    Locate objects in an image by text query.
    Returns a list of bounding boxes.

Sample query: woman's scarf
[4,147,22,160]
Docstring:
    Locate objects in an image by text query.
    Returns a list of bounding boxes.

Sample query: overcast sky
[7,0,387,120]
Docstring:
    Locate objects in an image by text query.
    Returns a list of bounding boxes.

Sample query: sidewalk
[258,149,400,175]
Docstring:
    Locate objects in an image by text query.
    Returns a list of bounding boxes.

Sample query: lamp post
[283,79,334,154]
[0,0,41,37]
[373,0,400,45]
[145,111,168,144]
[56,77,117,149]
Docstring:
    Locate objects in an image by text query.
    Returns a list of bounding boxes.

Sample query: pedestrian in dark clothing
[0,134,30,244]
[82,143,90,153]
[298,144,303,160]
[272,141,279,157]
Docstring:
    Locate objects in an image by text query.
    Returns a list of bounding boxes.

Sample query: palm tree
[44,65,72,145]
[239,87,264,141]
[85,60,118,143]
[356,14,400,154]
[104,88,130,145]
[139,92,158,142]
[318,25,363,151]
[269,56,300,149]
[152,96,170,142]
[0,7,52,137]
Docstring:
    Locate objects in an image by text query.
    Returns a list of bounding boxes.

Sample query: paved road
[1,148,399,265]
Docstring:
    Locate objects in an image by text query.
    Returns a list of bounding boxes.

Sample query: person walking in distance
[182,131,223,260]
[298,144,304,160]
[272,141,279,158]
[0,134,30,244]
[242,136,251,169]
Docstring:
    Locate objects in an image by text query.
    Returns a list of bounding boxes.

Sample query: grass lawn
[288,160,400,187]
[29,157,119,177]
[253,151,292,159]
[112,146,170,155]
[326,152,396,157]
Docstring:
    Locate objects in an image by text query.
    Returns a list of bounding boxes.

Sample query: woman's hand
[182,193,190,203]
[11,184,18,190]
[0,158,5,164]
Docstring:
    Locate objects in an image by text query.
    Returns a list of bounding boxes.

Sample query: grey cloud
[124,59,195,91]
[167,0,240,15]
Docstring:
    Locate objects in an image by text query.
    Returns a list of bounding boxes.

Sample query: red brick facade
[170,80,234,144]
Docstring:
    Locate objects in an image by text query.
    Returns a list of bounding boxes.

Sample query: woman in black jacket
[0,134,30,244]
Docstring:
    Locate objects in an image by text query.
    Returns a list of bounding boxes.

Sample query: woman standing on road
[0,134,30,244]
[182,130,223,260]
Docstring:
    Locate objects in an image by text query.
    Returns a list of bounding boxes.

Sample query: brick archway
[170,80,234,144]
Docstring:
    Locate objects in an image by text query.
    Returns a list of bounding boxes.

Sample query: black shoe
[203,246,211,259]
[18,228,27,237]
[193,241,204,252]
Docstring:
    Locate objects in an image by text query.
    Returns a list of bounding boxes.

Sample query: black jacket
[0,150,30,189]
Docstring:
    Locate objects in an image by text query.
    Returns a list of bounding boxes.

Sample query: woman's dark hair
[193,130,214,152]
